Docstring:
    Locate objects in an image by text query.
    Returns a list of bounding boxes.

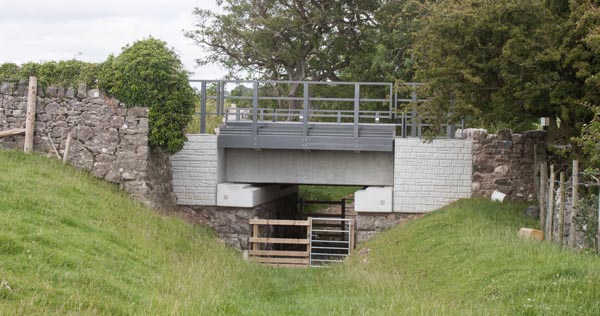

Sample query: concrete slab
[354,186,393,213]
[217,182,298,208]
[225,148,393,186]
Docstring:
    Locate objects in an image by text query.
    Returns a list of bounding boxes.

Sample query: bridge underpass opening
[244,185,361,267]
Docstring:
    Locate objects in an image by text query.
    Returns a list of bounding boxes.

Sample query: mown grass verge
[1,150,599,315]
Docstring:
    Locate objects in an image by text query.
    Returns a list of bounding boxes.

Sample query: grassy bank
[1,150,599,315]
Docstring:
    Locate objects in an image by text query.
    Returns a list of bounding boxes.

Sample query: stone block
[518,228,543,241]
[355,186,393,213]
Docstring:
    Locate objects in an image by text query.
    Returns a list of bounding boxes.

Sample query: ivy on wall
[0,37,196,153]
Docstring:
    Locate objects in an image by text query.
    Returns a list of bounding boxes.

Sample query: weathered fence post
[539,161,548,228]
[559,172,566,245]
[24,76,38,153]
[252,216,259,252]
[63,130,73,164]
[597,192,600,254]
[545,165,555,241]
[569,160,579,247]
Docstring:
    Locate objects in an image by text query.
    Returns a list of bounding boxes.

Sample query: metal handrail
[191,79,460,139]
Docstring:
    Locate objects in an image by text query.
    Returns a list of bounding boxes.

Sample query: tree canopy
[186,0,381,81]
[188,0,600,161]
[411,0,600,145]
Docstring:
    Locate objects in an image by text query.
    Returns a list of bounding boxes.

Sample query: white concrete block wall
[394,138,473,213]
[171,135,219,205]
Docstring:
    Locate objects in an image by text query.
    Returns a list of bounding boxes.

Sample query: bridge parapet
[189,80,461,152]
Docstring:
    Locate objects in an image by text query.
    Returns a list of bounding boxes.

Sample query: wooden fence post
[24,76,38,153]
[62,130,73,164]
[597,193,600,254]
[570,160,578,247]
[539,161,547,229]
[546,165,555,241]
[252,216,259,252]
[559,172,565,245]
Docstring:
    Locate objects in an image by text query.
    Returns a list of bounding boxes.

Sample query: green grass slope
[1,150,599,315]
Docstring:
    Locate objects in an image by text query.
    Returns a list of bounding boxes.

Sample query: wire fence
[537,160,600,254]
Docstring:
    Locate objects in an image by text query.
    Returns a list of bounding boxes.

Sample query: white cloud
[0,0,226,78]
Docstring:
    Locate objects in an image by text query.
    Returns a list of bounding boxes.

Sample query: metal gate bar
[309,217,354,267]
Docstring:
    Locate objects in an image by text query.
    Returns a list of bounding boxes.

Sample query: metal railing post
[217,80,223,116]
[388,83,394,117]
[447,124,456,139]
[448,97,456,139]
[303,82,309,138]
[410,89,417,137]
[200,81,207,134]
[252,81,258,138]
[354,83,360,140]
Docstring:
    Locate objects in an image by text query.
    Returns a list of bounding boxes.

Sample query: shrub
[0,60,99,88]
[98,38,196,153]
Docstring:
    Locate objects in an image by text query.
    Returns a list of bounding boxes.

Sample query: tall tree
[412,0,564,133]
[186,0,380,108]
[411,0,600,146]
[340,0,427,82]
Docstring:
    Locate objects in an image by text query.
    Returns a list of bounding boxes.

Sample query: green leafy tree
[99,38,196,153]
[412,0,600,145]
[412,0,563,133]
[186,0,381,109]
[340,0,426,83]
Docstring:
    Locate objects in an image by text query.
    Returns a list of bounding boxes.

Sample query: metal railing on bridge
[189,80,461,152]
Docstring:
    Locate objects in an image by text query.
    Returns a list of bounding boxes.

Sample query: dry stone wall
[0,82,174,209]
[471,130,546,201]
[178,193,298,249]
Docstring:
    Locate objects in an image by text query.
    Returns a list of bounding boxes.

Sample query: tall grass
[1,150,599,315]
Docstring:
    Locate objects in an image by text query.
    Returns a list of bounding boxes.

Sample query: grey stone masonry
[171,134,219,205]
[394,138,473,213]
[178,193,298,249]
[0,82,172,209]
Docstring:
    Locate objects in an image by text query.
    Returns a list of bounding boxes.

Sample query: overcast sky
[0,0,227,79]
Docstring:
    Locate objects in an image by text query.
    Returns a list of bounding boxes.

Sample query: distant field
[1,149,599,315]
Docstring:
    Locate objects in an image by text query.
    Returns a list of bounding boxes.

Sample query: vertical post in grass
[570,160,579,248]
[24,76,38,153]
[252,216,259,252]
[597,191,600,254]
[546,165,555,242]
[559,172,566,245]
[539,161,548,229]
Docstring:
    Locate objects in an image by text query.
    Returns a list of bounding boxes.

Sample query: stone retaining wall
[471,130,546,201]
[178,193,298,249]
[0,82,174,209]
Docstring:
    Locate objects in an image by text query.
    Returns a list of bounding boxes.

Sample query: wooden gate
[249,217,311,267]
[249,216,355,267]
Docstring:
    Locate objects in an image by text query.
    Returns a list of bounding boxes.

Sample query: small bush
[98,38,196,153]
